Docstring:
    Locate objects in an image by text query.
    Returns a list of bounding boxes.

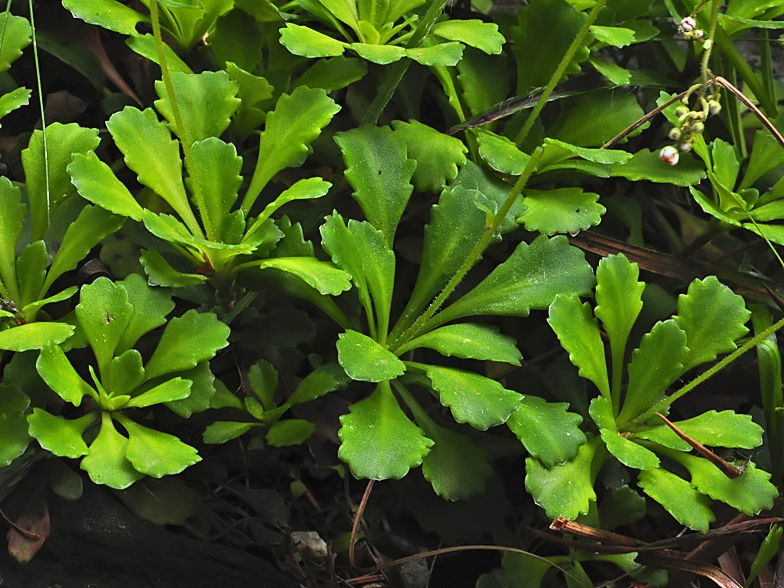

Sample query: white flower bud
[692,29,704,40]
[690,122,704,134]
[679,16,696,32]
[660,146,679,165]
[708,100,721,115]
[668,128,682,141]
[679,141,693,153]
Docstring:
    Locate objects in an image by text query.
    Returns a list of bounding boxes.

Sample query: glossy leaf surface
[337,330,405,382]
[335,125,415,246]
[507,396,586,467]
[434,236,595,326]
[398,323,522,364]
[637,467,714,532]
[548,294,610,400]
[409,362,521,430]
[144,309,230,380]
[674,276,750,372]
[338,381,433,479]
[525,437,602,519]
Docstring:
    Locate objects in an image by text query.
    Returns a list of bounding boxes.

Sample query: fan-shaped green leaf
[594,254,644,381]
[0,13,31,72]
[637,467,714,532]
[22,123,100,241]
[434,235,595,326]
[116,273,175,354]
[154,71,240,143]
[406,42,463,66]
[611,149,706,186]
[507,396,586,467]
[0,177,24,297]
[338,381,433,479]
[107,349,144,397]
[0,322,75,352]
[337,330,405,382]
[398,323,522,364]
[293,56,367,92]
[351,43,405,64]
[139,249,207,288]
[548,294,610,400]
[403,392,492,500]
[335,125,415,246]
[391,120,466,193]
[106,107,199,234]
[279,23,346,58]
[81,413,144,489]
[525,437,603,519]
[431,19,504,54]
[68,151,144,222]
[144,309,230,380]
[0,87,30,124]
[63,0,147,36]
[668,451,777,515]
[266,419,316,446]
[398,184,488,330]
[619,320,688,426]
[253,257,352,296]
[187,138,242,241]
[36,343,97,407]
[126,34,193,74]
[674,276,750,372]
[632,410,764,451]
[117,413,200,477]
[42,206,125,297]
[203,421,256,444]
[27,409,95,459]
[125,378,191,408]
[476,130,530,175]
[509,0,586,95]
[518,187,605,236]
[244,86,339,213]
[76,277,134,378]
[0,386,31,465]
[409,362,521,430]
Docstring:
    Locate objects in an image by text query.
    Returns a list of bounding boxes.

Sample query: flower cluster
[677,16,704,41]
[659,92,721,166]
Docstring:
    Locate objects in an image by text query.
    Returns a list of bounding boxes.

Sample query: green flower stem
[682,0,777,117]
[514,0,607,147]
[149,0,208,240]
[360,0,451,126]
[697,0,721,101]
[625,315,784,431]
[389,147,543,352]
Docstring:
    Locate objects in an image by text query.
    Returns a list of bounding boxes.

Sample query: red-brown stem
[657,412,744,478]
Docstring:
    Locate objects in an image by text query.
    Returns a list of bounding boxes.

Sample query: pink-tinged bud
[660,146,679,165]
[708,100,721,115]
[668,128,682,141]
[679,16,696,32]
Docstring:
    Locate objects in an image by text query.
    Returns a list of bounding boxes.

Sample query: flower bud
[659,145,679,165]
[678,141,693,153]
[692,29,704,40]
[668,128,682,141]
[690,122,704,134]
[679,16,696,32]
[675,105,689,118]
[708,100,721,115]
